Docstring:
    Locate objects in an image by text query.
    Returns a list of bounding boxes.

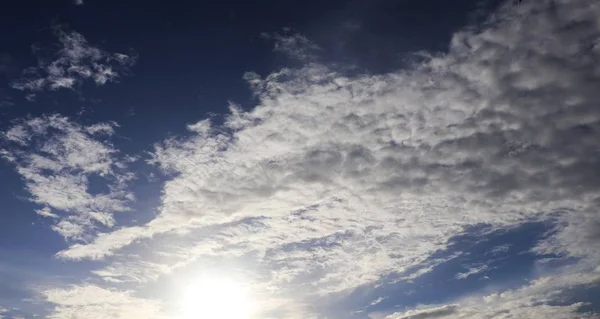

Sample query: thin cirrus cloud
[10,25,136,99]
[1,0,600,318]
[382,274,600,319]
[454,264,488,280]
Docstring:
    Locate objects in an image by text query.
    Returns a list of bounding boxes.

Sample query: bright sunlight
[179,275,253,319]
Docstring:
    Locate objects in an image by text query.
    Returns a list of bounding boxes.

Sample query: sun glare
[179,275,253,319]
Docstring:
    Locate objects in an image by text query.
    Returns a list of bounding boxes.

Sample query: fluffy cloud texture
[10,26,136,97]
[42,285,166,319]
[3,0,600,317]
[1,115,135,240]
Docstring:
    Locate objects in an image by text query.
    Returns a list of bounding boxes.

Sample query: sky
[0,0,600,318]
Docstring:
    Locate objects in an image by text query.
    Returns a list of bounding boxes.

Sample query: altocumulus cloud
[1,115,136,240]
[10,25,137,99]
[3,0,600,318]
[42,285,166,319]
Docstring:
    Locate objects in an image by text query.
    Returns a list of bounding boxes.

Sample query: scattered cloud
[2,0,600,317]
[262,31,322,61]
[455,264,488,280]
[484,244,511,256]
[36,207,59,219]
[10,26,137,98]
[1,114,135,240]
[382,272,600,319]
[369,297,387,307]
[50,0,600,316]
[382,304,458,319]
[42,285,167,319]
[0,96,14,108]
[91,259,172,283]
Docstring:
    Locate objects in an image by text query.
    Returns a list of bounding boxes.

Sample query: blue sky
[1,0,600,318]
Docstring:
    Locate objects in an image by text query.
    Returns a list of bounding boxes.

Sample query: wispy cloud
[382,272,600,319]
[382,304,459,319]
[42,285,166,319]
[35,207,60,219]
[10,26,136,98]
[455,264,488,280]
[262,31,322,61]
[1,115,135,240]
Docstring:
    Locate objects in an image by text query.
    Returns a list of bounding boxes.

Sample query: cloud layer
[3,0,600,317]
[43,285,166,319]
[10,26,136,98]
[382,273,600,319]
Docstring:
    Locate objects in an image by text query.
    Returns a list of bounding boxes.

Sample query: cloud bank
[42,285,166,319]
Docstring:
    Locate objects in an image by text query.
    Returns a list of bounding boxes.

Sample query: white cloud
[262,32,322,61]
[381,272,600,319]
[36,207,59,219]
[381,304,459,319]
[4,124,31,145]
[91,259,172,283]
[455,264,489,280]
[42,285,167,319]
[85,122,119,135]
[1,114,135,240]
[484,244,510,256]
[10,0,600,317]
[10,26,136,98]
[63,0,600,255]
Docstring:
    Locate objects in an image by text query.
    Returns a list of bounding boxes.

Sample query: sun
[179,275,253,319]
